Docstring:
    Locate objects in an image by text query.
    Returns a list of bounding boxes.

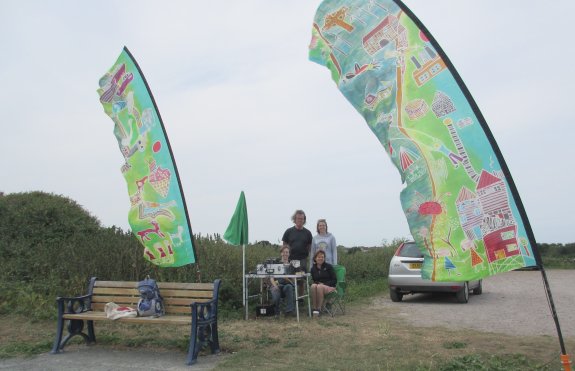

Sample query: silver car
[388,241,482,303]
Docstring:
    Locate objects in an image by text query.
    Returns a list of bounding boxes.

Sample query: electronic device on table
[255,258,300,275]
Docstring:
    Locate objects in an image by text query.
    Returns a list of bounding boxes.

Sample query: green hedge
[2,191,571,319]
[0,192,397,318]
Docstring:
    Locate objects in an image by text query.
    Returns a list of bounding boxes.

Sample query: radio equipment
[255,258,299,275]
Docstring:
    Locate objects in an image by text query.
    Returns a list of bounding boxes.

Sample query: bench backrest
[89,279,216,315]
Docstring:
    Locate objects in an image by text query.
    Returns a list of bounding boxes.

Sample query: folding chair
[323,264,346,316]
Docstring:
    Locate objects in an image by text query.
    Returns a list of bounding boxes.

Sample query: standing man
[282,209,313,272]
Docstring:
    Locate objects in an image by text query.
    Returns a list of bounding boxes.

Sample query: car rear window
[398,242,423,258]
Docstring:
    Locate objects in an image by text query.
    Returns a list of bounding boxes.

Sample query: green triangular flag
[223,191,248,245]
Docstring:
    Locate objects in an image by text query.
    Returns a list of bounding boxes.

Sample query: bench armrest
[190,297,217,322]
[190,279,221,323]
[55,294,92,315]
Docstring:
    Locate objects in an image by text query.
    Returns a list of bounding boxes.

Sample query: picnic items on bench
[51,277,221,365]
[104,302,137,320]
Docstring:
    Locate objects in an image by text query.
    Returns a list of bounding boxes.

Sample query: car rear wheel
[390,289,403,302]
[473,279,483,295]
[456,282,469,303]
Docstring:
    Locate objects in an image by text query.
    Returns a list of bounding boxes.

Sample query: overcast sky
[1,1,574,247]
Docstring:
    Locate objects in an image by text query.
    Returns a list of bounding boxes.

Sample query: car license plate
[409,263,422,269]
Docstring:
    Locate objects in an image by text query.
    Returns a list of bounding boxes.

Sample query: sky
[1,0,574,247]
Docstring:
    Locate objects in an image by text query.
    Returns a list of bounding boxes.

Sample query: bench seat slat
[157,289,213,298]
[94,281,214,291]
[91,296,140,304]
[63,311,191,324]
[92,285,214,299]
[164,297,212,305]
[158,282,214,290]
[94,281,141,288]
[93,287,140,295]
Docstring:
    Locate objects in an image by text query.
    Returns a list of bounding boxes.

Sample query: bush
[1,191,570,318]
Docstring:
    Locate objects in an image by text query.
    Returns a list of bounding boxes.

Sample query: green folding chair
[323,264,346,316]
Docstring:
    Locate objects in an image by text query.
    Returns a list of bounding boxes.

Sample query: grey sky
[1,1,573,246]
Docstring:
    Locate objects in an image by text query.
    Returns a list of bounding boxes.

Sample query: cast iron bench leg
[59,319,91,350]
[50,314,65,354]
[210,322,220,354]
[87,320,96,343]
[186,308,199,365]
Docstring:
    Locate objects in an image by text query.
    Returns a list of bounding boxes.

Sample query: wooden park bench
[51,277,221,365]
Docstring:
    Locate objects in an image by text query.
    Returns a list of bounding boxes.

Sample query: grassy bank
[1,192,574,369]
[1,296,572,370]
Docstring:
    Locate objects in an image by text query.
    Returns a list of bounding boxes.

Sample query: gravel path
[375,269,574,338]
[0,348,224,371]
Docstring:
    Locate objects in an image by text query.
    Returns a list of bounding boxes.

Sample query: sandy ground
[375,269,574,338]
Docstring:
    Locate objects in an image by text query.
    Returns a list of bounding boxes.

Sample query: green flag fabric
[97,47,196,267]
[224,191,249,246]
[309,0,540,281]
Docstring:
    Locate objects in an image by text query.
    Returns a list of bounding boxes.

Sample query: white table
[244,273,311,322]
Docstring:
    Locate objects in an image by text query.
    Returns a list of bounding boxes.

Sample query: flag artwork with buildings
[97,47,196,267]
[309,0,540,281]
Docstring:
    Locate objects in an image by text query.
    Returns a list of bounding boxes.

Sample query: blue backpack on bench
[137,277,165,317]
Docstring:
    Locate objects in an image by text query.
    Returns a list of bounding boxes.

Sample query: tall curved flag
[309,0,541,281]
[97,47,196,267]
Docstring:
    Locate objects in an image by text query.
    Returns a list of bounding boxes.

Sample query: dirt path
[374,269,574,338]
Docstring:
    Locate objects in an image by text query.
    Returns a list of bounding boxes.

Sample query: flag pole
[539,266,571,370]
[223,191,249,316]
[242,244,246,308]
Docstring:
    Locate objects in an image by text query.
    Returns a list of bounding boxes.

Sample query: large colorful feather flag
[97,47,196,267]
[309,0,541,281]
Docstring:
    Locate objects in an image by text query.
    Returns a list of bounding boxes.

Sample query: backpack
[136,277,164,317]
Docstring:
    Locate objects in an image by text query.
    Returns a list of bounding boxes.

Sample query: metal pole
[242,244,246,307]
[539,265,570,370]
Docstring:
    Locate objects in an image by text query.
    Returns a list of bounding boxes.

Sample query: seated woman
[310,250,336,317]
[268,246,296,317]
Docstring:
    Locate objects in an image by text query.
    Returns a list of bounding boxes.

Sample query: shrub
[1,191,570,318]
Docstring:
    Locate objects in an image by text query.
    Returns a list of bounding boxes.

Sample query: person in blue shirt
[268,246,295,318]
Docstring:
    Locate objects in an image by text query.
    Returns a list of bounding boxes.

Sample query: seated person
[310,250,336,317]
[268,246,296,317]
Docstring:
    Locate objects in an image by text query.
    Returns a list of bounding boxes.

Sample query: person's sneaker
[284,311,296,318]
[312,310,320,318]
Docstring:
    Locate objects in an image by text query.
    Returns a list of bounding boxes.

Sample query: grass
[1,295,572,370]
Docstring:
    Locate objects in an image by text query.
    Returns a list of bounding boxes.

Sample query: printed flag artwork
[97,47,196,267]
[309,0,540,281]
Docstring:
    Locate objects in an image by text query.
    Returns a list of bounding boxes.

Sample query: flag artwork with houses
[309,0,540,281]
[97,47,197,267]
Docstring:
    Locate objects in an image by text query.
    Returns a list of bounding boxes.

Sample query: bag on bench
[137,277,165,317]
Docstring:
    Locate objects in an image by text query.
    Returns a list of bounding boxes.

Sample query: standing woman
[310,250,336,317]
[311,219,337,267]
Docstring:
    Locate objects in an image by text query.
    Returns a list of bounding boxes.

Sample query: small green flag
[224,191,248,245]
